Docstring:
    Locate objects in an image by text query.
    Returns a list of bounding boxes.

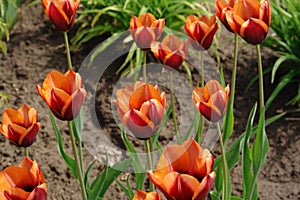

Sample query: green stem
[249,174,258,200]
[63,31,72,70]
[230,34,238,111]
[143,51,147,82]
[24,147,29,157]
[217,123,230,200]
[145,139,154,191]
[169,71,181,144]
[196,51,205,143]
[256,45,264,112]
[200,51,204,87]
[68,121,87,200]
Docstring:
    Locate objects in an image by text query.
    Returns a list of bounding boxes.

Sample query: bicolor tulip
[148,138,215,200]
[0,157,47,200]
[130,13,165,50]
[36,69,86,121]
[215,0,236,32]
[225,0,271,44]
[42,0,80,32]
[193,80,230,122]
[0,104,40,147]
[184,15,218,50]
[151,35,189,69]
[114,81,166,140]
[133,190,162,200]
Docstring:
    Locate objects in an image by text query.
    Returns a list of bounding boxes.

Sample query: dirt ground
[0,3,299,200]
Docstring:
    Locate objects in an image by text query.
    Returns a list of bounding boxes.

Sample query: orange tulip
[151,35,189,69]
[225,0,271,44]
[36,69,86,121]
[184,15,218,50]
[215,0,236,32]
[114,81,166,139]
[193,80,230,122]
[148,138,215,200]
[0,157,47,200]
[0,104,40,147]
[133,190,162,200]
[42,0,80,32]
[130,13,165,50]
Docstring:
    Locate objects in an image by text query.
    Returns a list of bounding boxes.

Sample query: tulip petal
[194,172,216,200]
[233,0,260,21]
[19,123,40,147]
[226,10,244,34]
[27,184,47,200]
[61,88,86,121]
[164,50,185,69]
[3,188,31,200]
[201,22,218,50]
[140,99,164,126]
[2,167,34,189]
[138,13,156,27]
[48,2,70,31]
[2,108,24,125]
[260,0,271,26]
[43,70,72,95]
[51,88,70,116]
[7,124,27,145]
[134,27,156,49]
[199,101,222,122]
[240,18,268,45]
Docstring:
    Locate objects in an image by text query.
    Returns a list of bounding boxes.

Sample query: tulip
[151,35,189,69]
[36,69,86,121]
[0,104,40,147]
[225,0,271,45]
[133,190,162,200]
[215,0,236,32]
[114,81,166,140]
[0,157,47,200]
[184,15,218,50]
[148,138,215,200]
[42,0,80,32]
[193,80,230,122]
[130,13,165,50]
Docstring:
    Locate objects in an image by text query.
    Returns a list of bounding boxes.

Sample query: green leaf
[71,110,84,142]
[49,111,77,179]
[116,175,135,199]
[222,103,234,143]
[84,160,96,188]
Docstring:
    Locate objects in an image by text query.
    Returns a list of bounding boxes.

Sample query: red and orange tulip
[0,157,47,200]
[42,0,80,32]
[36,69,86,121]
[133,190,162,200]
[0,104,40,147]
[151,35,189,69]
[148,138,215,200]
[193,80,229,122]
[215,0,236,32]
[114,81,166,140]
[225,0,271,44]
[130,13,165,50]
[184,15,218,50]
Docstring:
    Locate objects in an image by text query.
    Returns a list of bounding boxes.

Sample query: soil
[0,3,299,200]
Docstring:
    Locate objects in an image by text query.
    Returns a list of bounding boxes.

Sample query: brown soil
[0,3,299,200]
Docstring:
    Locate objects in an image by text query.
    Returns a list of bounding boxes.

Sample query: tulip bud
[193,80,230,122]
[151,35,189,69]
[130,13,165,50]
[42,0,80,32]
[36,69,86,121]
[0,104,40,147]
[184,15,218,50]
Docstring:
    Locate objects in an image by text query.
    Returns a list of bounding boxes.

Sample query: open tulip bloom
[148,138,215,200]
[130,13,165,50]
[0,104,40,147]
[114,81,166,140]
[42,0,80,32]
[215,0,236,32]
[133,190,162,200]
[0,157,47,200]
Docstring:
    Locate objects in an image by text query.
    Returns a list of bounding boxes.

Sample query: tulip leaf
[71,110,84,142]
[222,102,234,143]
[49,111,77,179]
[209,191,220,200]
[116,175,135,199]
[84,160,96,188]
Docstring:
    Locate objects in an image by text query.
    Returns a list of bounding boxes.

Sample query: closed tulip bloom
[114,81,166,140]
[0,157,47,200]
[148,138,215,200]
[133,190,162,200]
[151,35,189,69]
[130,13,165,50]
[215,0,236,32]
[42,0,80,32]
[225,0,271,45]
[0,104,40,147]
[193,80,229,122]
[36,69,86,121]
[184,15,218,50]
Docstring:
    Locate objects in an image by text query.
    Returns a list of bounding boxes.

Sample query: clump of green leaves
[72,0,213,48]
[262,0,300,106]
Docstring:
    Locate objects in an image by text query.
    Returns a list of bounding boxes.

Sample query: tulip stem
[63,31,72,70]
[68,121,87,200]
[217,122,230,200]
[196,51,205,143]
[256,44,264,111]
[145,139,154,191]
[24,147,29,157]
[143,51,147,82]
[169,71,181,144]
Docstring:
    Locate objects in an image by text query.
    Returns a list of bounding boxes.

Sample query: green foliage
[72,0,212,48]
[262,0,300,106]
